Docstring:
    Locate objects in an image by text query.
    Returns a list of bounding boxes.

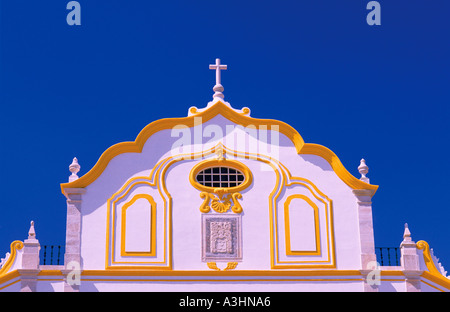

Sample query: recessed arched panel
[284,195,320,256]
[121,194,156,257]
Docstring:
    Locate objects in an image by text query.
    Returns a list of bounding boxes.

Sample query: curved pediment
[60,100,377,195]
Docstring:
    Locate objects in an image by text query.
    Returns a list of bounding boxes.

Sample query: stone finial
[358,159,370,183]
[403,223,411,241]
[399,223,421,291]
[69,157,81,182]
[28,221,36,239]
[400,223,416,248]
[24,220,39,244]
[22,220,40,282]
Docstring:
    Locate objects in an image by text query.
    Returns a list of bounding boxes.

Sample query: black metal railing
[376,247,400,266]
[40,245,64,265]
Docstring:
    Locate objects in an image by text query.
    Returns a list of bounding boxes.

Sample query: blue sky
[1,1,449,270]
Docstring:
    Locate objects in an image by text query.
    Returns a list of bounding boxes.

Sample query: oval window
[196,166,245,188]
[189,159,252,192]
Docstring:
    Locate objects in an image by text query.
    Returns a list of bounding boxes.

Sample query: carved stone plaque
[202,214,242,262]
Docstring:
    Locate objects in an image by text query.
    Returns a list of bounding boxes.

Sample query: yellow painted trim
[81,269,363,277]
[284,195,320,256]
[108,181,167,267]
[37,278,65,282]
[379,270,405,276]
[421,271,450,291]
[273,177,334,267]
[299,143,378,192]
[0,268,387,288]
[0,273,20,291]
[105,153,173,267]
[189,158,253,194]
[416,240,442,276]
[120,194,157,257]
[60,100,377,195]
[79,277,366,284]
[274,163,336,267]
[0,267,369,286]
[0,241,23,277]
[420,279,446,292]
[38,270,64,276]
[416,240,450,290]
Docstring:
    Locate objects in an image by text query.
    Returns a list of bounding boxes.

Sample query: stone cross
[209,58,227,99]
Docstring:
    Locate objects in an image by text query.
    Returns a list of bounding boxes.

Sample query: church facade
[0,59,449,292]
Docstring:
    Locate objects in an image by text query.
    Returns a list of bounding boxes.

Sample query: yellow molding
[81,269,363,277]
[0,268,368,287]
[284,195,320,256]
[60,100,377,195]
[379,270,405,276]
[420,278,446,292]
[1,267,447,291]
[416,240,442,276]
[120,194,157,257]
[274,179,335,267]
[38,270,64,276]
[299,144,378,192]
[107,181,168,267]
[0,275,20,291]
[0,241,23,277]
[80,278,365,283]
[421,271,450,291]
[416,240,450,290]
[0,268,368,289]
[0,270,20,287]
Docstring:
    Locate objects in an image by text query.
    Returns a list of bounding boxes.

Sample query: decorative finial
[403,223,411,241]
[358,158,370,183]
[209,58,227,99]
[69,157,81,182]
[400,222,416,249]
[28,221,36,239]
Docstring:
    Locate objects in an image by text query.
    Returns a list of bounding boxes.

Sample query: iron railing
[41,245,64,265]
[376,247,400,266]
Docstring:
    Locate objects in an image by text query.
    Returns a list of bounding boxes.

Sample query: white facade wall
[77,115,361,273]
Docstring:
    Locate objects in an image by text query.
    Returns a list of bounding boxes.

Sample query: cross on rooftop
[209,58,227,99]
[209,58,227,86]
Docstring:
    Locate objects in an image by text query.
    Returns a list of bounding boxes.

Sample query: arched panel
[284,195,320,256]
[120,194,156,257]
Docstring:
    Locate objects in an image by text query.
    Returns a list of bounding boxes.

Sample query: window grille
[196,167,245,188]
